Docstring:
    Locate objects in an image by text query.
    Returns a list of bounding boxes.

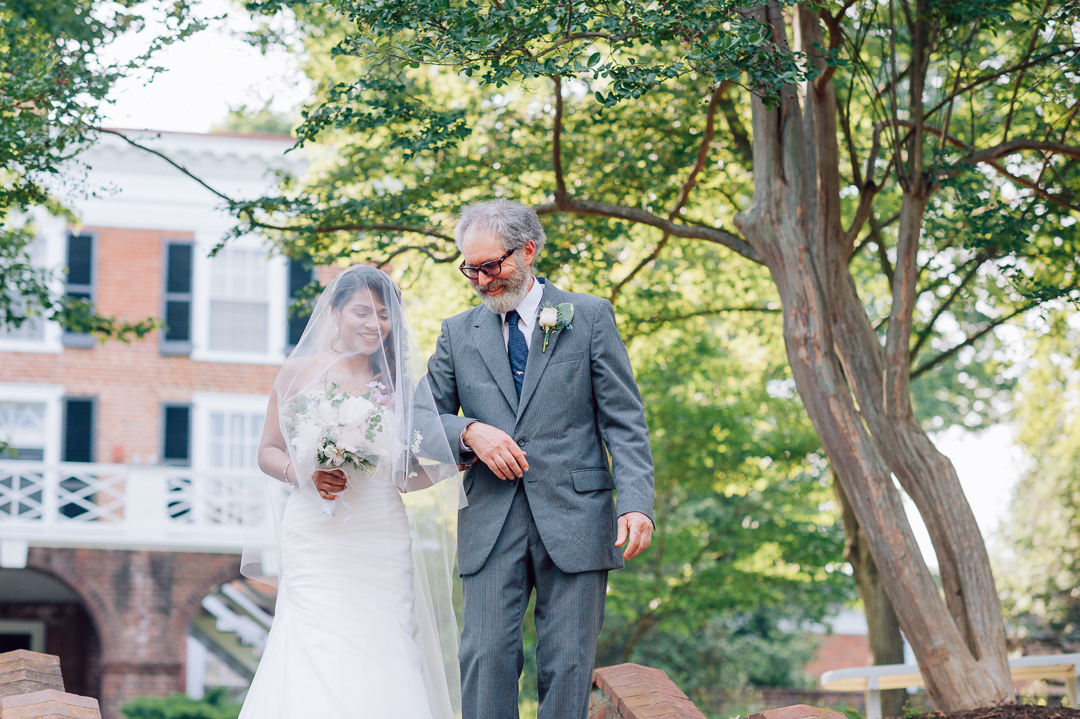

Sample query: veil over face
[269,264,460,501]
[241,265,464,717]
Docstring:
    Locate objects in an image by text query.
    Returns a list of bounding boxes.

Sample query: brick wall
[0,226,280,463]
[0,602,99,698]
[804,634,872,681]
[26,547,240,719]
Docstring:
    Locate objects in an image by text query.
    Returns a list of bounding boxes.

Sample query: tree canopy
[227,0,1080,708]
[998,310,1080,651]
[0,0,203,340]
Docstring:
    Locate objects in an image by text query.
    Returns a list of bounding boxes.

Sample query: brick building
[0,130,310,718]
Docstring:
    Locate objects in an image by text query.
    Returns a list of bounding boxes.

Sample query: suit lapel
[516,282,567,420]
[472,308,519,414]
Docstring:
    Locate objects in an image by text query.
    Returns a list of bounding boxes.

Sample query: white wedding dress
[240,454,436,718]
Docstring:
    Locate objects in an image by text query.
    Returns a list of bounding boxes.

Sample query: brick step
[0,650,100,719]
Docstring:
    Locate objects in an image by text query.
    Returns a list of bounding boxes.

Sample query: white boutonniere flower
[536,302,574,352]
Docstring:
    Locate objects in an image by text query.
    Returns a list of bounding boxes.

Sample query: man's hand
[312,468,348,500]
[616,512,654,560]
[462,422,529,480]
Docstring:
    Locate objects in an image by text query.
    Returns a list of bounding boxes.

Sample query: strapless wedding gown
[239,462,435,718]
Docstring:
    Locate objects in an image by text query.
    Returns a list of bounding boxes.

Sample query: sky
[100,0,309,133]
[96,1,1030,568]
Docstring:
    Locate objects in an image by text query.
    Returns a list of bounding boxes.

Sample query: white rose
[538,307,559,328]
[315,397,337,423]
[337,425,367,452]
[338,396,375,425]
[292,418,322,451]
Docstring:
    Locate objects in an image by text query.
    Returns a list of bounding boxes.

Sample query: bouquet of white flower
[283,377,398,516]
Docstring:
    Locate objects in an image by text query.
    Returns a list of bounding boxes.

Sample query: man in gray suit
[426,199,655,719]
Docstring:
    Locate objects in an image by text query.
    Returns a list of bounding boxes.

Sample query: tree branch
[535,198,761,263]
[552,76,568,202]
[888,120,1080,213]
[375,244,460,269]
[923,46,1080,121]
[90,126,461,246]
[910,300,1041,378]
[938,20,981,153]
[909,250,993,361]
[870,216,894,287]
[816,5,848,87]
[1002,0,1053,144]
[610,234,670,306]
[670,84,727,216]
[624,304,780,342]
[90,126,234,203]
[956,139,1080,165]
[536,32,638,58]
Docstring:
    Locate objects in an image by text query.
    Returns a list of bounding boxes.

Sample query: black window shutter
[166,244,193,294]
[288,259,314,347]
[66,234,93,291]
[162,405,191,465]
[164,301,191,342]
[162,242,194,349]
[63,399,94,463]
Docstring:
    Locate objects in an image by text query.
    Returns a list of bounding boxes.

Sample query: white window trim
[190,392,269,473]
[0,619,46,652]
[0,383,65,465]
[0,214,66,355]
[190,233,288,365]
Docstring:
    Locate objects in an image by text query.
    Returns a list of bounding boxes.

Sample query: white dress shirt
[501,276,545,350]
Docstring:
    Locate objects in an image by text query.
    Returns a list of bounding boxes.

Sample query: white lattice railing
[0,460,285,553]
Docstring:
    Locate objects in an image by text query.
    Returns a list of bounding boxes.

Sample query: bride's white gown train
[240,465,434,719]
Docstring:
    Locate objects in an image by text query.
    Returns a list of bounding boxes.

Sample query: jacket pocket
[549,350,585,365]
[572,468,615,492]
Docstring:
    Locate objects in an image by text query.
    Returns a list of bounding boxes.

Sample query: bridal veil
[242,264,464,717]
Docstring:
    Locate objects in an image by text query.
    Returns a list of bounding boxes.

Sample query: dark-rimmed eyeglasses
[458,248,517,281]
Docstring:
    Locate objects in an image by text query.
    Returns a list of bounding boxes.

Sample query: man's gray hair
[455,199,547,254]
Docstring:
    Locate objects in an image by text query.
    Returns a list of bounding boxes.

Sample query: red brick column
[590,663,707,719]
[27,547,241,719]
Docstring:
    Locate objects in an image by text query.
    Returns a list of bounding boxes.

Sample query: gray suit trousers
[459,482,607,719]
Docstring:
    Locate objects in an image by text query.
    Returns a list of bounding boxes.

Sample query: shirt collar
[503,276,545,328]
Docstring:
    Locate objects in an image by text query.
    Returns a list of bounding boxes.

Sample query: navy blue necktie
[505,309,529,398]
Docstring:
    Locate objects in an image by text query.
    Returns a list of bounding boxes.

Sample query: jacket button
[517,438,527,447]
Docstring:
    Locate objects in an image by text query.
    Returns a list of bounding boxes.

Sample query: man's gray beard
[476,258,531,315]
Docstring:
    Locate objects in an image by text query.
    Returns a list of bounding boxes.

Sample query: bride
[239,265,463,719]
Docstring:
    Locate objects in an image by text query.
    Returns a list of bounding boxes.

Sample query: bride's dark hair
[329,267,403,385]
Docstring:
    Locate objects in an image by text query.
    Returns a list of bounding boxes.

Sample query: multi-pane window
[208,247,269,354]
[287,258,314,349]
[208,410,263,471]
[162,242,194,355]
[0,238,46,343]
[62,398,94,463]
[0,402,47,461]
[162,404,191,466]
[63,232,96,348]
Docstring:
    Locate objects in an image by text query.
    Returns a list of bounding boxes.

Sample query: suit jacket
[425,278,655,575]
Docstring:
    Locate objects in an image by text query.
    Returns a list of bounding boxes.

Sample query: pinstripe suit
[426,278,655,719]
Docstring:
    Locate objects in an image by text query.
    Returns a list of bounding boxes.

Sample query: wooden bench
[820,653,1080,719]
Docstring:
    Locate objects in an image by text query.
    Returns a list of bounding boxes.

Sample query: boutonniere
[537,302,574,352]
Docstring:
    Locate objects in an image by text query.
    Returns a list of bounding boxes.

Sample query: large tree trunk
[835,478,907,719]
[733,3,1015,709]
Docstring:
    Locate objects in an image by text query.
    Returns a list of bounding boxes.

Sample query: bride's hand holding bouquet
[312,468,347,501]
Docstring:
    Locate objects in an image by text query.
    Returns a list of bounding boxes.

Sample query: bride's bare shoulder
[276,352,339,393]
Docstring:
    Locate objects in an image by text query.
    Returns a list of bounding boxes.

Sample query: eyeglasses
[458,248,517,280]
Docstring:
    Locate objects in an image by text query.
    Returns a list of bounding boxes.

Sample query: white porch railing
[0,460,285,554]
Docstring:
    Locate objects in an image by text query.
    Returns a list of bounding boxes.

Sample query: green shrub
[120,688,242,719]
